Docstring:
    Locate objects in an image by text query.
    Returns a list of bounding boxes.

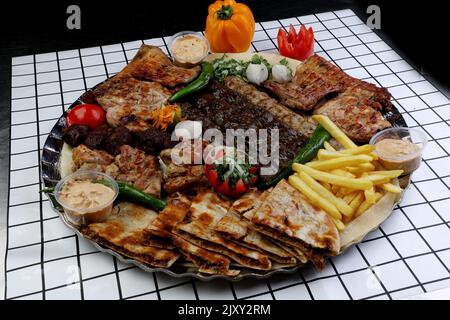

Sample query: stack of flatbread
[79,179,340,276]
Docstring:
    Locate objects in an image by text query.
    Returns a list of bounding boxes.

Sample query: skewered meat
[223,76,317,137]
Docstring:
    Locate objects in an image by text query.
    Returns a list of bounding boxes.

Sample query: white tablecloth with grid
[4,9,450,300]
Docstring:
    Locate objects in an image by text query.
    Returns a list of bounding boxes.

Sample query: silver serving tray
[41,80,408,281]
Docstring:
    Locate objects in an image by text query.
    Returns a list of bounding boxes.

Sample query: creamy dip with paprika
[58,179,116,224]
[374,138,421,175]
[171,34,208,66]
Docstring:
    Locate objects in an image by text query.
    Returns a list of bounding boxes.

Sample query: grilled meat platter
[41,39,413,280]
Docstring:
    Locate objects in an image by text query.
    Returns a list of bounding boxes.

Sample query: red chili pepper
[277,24,314,61]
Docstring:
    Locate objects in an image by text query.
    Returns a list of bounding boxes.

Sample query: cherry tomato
[66,104,106,128]
[277,24,314,61]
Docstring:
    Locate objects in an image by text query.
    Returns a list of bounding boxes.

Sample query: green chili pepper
[169,61,214,102]
[258,124,332,190]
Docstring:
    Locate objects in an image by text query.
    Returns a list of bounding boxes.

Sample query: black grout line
[32,54,47,300]
[297,269,315,300]
[354,244,392,300]
[228,281,238,300]
[152,273,161,300]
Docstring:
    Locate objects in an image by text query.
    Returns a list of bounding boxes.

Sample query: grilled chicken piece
[94,75,171,132]
[223,76,317,137]
[263,71,341,111]
[71,144,162,198]
[72,144,115,173]
[314,96,391,143]
[114,145,163,198]
[159,140,209,194]
[121,45,201,88]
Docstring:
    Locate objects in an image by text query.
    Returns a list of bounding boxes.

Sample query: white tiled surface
[4,9,450,300]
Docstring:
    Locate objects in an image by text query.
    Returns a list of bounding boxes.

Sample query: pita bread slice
[215,191,296,264]
[145,193,191,238]
[80,202,180,268]
[249,180,340,269]
[172,236,240,276]
[173,189,272,271]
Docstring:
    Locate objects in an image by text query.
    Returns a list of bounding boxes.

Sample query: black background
[0,0,449,217]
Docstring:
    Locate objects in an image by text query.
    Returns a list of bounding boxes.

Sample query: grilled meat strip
[121,45,201,88]
[223,76,317,137]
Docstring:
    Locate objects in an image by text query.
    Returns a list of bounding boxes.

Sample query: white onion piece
[271,64,292,83]
[174,120,202,140]
[246,63,269,85]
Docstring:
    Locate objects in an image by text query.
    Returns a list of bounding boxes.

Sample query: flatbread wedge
[215,190,297,265]
[248,180,340,269]
[172,236,240,276]
[80,202,180,268]
[172,189,272,271]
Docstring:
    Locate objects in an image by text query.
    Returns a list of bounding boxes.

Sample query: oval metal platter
[41,77,408,281]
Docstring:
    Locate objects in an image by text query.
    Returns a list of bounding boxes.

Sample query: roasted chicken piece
[93,74,171,132]
[114,145,163,197]
[121,45,201,87]
[71,144,163,198]
[159,140,209,194]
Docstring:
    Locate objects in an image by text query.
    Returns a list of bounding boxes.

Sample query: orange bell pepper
[205,0,255,53]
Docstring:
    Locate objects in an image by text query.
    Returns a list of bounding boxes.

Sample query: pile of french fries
[288,115,403,231]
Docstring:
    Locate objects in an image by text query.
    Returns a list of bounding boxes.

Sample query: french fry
[330,169,355,178]
[293,164,373,190]
[312,115,357,149]
[343,191,359,204]
[331,185,340,194]
[346,163,375,175]
[366,174,401,185]
[297,171,354,217]
[332,217,346,231]
[288,175,342,220]
[322,181,332,191]
[355,192,383,217]
[382,183,403,194]
[349,191,365,211]
[317,149,348,160]
[369,170,404,177]
[340,186,358,196]
[306,155,373,171]
[324,141,336,151]
[364,186,376,205]
[340,145,375,156]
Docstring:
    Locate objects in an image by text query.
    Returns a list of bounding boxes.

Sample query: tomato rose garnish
[66,104,106,129]
[277,24,314,61]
